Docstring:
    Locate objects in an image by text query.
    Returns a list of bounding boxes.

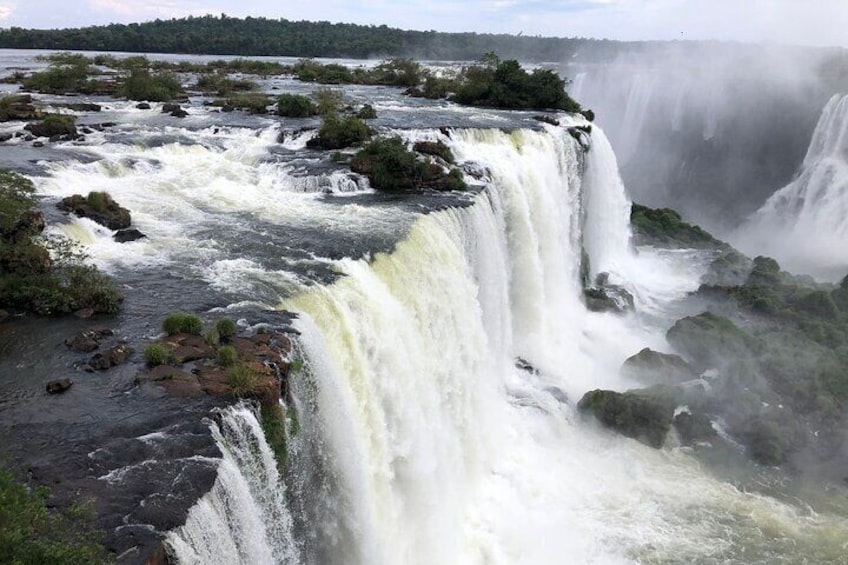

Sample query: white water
[166,404,300,564]
[272,126,848,564]
[735,93,848,279]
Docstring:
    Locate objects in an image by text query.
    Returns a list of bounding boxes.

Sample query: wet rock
[25,115,77,138]
[65,328,113,352]
[666,312,759,371]
[89,345,134,371]
[61,102,102,112]
[0,133,12,143]
[545,386,569,404]
[144,542,170,565]
[57,193,132,230]
[515,357,540,375]
[149,365,193,382]
[136,102,151,110]
[533,114,560,126]
[46,378,73,394]
[9,210,46,243]
[0,309,9,323]
[170,108,188,118]
[32,141,44,148]
[578,387,677,448]
[580,109,595,122]
[621,348,699,386]
[113,228,147,243]
[584,273,634,313]
[734,409,806,466]
[673,411,717,446]
[73,308,95,319]
[162,103,187,118]
[0,94,44,121]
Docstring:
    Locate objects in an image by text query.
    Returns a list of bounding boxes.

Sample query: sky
[0,0,847,48]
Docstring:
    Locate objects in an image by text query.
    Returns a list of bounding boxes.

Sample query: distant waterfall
[734,93,848,279]
[166,405,300,565]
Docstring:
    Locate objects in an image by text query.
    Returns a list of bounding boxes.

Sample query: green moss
[85,191,109,213]
[143,343,169,367]
[162,312,203,336]
[260,402,288,470]
[0,468,112,564]
[630,203,721,249]
[226,364,259,397]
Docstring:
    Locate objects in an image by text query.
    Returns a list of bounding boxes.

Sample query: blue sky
[1,1,847,48]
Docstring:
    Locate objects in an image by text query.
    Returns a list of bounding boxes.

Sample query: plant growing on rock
[351,136,467,191]
[217,345,238,367]
[226,364,259,397]
[117,68,182,102]
[215,318,237,341]
[162,312,203,336]
[144,343,169,367]
[276,94,317,117]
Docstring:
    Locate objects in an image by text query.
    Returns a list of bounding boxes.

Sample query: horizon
[0,1,847,50]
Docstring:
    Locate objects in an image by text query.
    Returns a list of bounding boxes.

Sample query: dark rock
[80,127,94,134]
[702,249,752,287]
[169,109,188,118]
[148,365,193,382]
[23,134,34,141]
[24,115,77,138]
[161,103,181,114]
[735,410,805,466]
[89,345,134,371]
[32,141,44,148]
[584,274,634,313]
[666,312,759,371]
[136,103,151,110]
[580,109,596,122]
[413,140,454,163]
[144,542,171,565]
[9,210,46,243]
[0,94,44,121]
[515,357,540,375]
[578,388,677,448]
[113,228,147,243]
[65,328,113,352]
[545,386,569,404]
[73,308,95,319]
[46,378,73,394]
[533,114,560,126]
[673,411,717,446]
[621,348,699,386]
[57,193,131,230]
[61,103,102,112]
[0,133,11,142]
[0,309,9,323]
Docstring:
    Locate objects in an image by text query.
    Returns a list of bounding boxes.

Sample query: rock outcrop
[57,193,132,230]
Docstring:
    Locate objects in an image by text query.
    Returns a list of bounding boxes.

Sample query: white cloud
[87,0,215,20]
[0,3,14,21]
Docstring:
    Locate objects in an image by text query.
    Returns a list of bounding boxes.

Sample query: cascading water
[266,125,847,564]
[165,404,300,564]
[734,93,848,279]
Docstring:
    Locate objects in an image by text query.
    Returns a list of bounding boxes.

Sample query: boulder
[149,365,193,382]
[673,411,717,446]
[136,103,151,110]
[0,94,44,121]
[580,109,596,122]
[89,345,133,371]
[24,115,77,138]
[621,348,699,386]
[584,273,634,314]
[0,309,9,323]
[65,328,114,352]
[666,312,759,371]
[113,228,147,243]
[0,133,12,143]
[9,211,46,243]
[57,193,131,230]
[734,409,805,466]
[577,387,677,448]
[46,378,73,394]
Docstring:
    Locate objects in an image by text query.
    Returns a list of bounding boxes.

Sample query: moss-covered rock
[630,203,723,249]
[621,347,699,386]
[351,136,467,192]
[666,312,759,370]
[578,387,678,448]
[24,114,77,138]
[57,192,131,230]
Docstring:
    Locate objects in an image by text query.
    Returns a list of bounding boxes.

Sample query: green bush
[117,69,181,101]
[23,57,98,94]
[351,137,467,191]
[260,402,288,470]
[356,104,377,120]
[215,318,237,340]
[0,468,111,564]
[162,312,203,335]
[213,92,271,114]
[144,343,169,367]
[85,191,109,213]
[217,345,238,367]
[277,94,316,117]
[310,116,370,150]
[226,364,258,397]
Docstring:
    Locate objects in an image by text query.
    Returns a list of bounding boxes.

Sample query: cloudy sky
[0,0,847,48]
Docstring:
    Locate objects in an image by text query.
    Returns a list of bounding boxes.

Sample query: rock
[621,348,699,386]
[61,103,102,112]
[702,249,752,287]
[0,133,12,143]
[136,103,151,110]
[46,378,73,394]
[65,328,113,352]
[149,365,193,382]
[0,94,44,121]
[170,108,188,118]
[57,193,132,230]
[545,386,569,404]
[170,345,208,364]
[73,308,95,319]
[24,115,77,138]
[161,103,181,114]
[533,114,560,126]
[32,141,44,148]
[580,109,595,122]
[673,411,717,446]
[735,410,805,466]
[144,542,170,565]
[584,274,634,313]
[578,387,677,448]
[666,312,759,371]
[413,141,454,163]
[9,210,46,243]
[0,309,9,323]
[515,357,540,375]
[89,345,134,371]
[113,228,147,243]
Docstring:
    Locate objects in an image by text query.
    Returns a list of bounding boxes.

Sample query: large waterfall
[734,93,848,279]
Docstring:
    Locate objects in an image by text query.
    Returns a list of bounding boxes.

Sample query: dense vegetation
[630,203,721,248]
[0,170,122,316]
[0,14,645,62]
[0,468,111,564]
[351,137,466,191]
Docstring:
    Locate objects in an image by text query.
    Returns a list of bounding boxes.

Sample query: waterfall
[166,404,300,565]
[734,93,848,279]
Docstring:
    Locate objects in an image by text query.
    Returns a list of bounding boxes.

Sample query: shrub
[144,343,169,367]
[215,318,237,340]
[117,69,182,102]
[261,402,288,470]
[226,364,258,397]
[312,88,345,117]
[309,116,370,150]
[217,345,238,367]
[23,58,97,94]
[370,58,423,87]
[212,92,271,114]
[0,467,111,564]
[277,94,316,117]
[162,312,203,335]
[413,140,454,163]
[351,136,466,191]
[357,104,377,120]
[85,191,109,213]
